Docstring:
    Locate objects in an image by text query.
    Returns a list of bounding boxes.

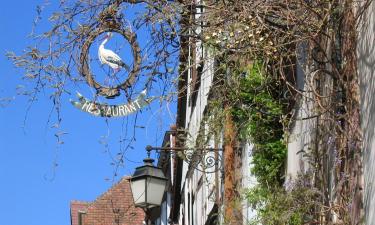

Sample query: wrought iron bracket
[145,145,223,173]
[145,145,222,152]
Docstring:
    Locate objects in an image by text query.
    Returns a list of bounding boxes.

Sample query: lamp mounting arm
[145,145,222,152]
[145,145,223,174]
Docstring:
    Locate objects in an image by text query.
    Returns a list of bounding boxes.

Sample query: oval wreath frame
[80,20,142,99]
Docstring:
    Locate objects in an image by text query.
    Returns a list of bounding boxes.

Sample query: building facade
[156,1,373,224]
[153,1,257,224]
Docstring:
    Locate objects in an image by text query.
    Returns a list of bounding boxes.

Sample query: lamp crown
[143,157,154,166]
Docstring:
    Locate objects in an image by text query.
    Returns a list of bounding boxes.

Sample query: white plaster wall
[286,50,316,182]
[161,200,168,225]
[180,39,216,225]
[155,193,171,225]
[357,1,375,224]
[185,54,215,140]
[241,143,257,224]
[286,99,316,180]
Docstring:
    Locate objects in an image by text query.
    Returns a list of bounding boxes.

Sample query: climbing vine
[230,63,295,223]
[230,63,286,187]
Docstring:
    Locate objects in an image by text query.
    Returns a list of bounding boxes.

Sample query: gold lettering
[118,105,125,116]
[112,106,119,117]
[73,93,151,117]
[82,101,90,112]
[106,106,112,116]
[124,105,130,114]
[133,99,142,109]
[90,103,101,116]
[129,102,137,112]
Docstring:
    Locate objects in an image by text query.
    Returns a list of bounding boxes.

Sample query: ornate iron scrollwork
[146,145,223,173]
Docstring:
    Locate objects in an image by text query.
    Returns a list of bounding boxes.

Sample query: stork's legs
[104,69,119,86]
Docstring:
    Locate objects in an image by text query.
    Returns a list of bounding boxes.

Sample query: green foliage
[230,63,286,187]
[229,63,318,224]
[246,184,319,225]
[203,62,317,224]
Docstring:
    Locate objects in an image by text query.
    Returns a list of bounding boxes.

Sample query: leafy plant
[228,63,319,224]
[246,182,320,225]
[230,63,286,187]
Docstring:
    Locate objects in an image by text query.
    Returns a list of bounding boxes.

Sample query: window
[190,62,204,110]
[78,211,86,225]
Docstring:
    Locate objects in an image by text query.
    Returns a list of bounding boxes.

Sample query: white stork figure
[98,32,130,73]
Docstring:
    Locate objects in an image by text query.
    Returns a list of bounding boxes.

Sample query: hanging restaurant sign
[70,90,154,117]
[72,1,150,117]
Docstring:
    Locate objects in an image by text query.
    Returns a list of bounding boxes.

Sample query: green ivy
[246,184,319,225]
[230,63,286,187]
[230,63,315,224]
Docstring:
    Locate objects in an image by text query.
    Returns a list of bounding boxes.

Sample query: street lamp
[130,150,168,209]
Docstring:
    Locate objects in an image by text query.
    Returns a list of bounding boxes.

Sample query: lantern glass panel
[146,177,167,206]
[130,178,145,206]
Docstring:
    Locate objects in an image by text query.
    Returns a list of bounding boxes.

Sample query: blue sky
[0,1,175,225]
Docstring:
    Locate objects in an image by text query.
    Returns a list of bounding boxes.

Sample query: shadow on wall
[357,2,375,224]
